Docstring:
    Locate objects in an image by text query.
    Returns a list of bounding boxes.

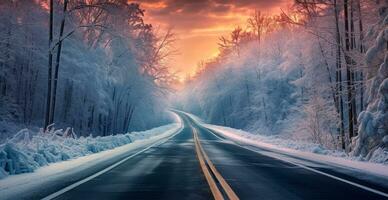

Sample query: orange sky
[135,0,291,80]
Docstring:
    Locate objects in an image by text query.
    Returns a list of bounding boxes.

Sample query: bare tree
[44,0,54,129]
[334,0,346,149]
[247,10,273,44]
[357,0,365,110]
[50,0,69,124]
[344,0,356,144]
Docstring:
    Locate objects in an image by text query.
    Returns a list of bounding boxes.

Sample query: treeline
[284,0,384,154]
[0,0,175,140]
[179,0,387,158]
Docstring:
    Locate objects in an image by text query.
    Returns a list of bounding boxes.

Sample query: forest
[0,0,387,171]
[177,0,388,161]
[0,0,177,141]
[1,1,388,196]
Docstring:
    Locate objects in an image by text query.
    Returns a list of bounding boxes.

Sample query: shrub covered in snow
[0,124,178,178]
[352,9,388,162]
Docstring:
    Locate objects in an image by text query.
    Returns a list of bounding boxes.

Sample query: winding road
[41,112,388,200]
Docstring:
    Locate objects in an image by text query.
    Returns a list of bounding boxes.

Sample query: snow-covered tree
[0,0,175,140]
[352,5,388,162]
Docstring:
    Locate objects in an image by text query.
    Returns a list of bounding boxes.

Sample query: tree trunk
[344,0,355,147]
[357,0,365,111]
[44,0,54,129]
[350,0,358,135]
[50,0,69,124]
[334,0,345,149]
[127,106,135,131]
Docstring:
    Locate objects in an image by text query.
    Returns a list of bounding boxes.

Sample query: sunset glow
[136,0,292,79]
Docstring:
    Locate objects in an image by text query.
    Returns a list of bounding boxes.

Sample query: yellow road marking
[194,128,224,200]
[193,127,239,200]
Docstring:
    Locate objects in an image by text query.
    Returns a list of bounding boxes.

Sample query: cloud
[133,0,291,78]
[138,0,289,32]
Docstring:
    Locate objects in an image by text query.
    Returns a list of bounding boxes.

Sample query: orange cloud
[134,0,292,79]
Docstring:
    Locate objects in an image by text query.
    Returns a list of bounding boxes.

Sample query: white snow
[181,113,388,178]
[0,122,182,179]
[0,122,182,199]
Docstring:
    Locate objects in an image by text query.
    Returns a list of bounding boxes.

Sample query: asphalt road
[46,112,388,200]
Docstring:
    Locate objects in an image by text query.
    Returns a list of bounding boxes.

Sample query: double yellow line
[193,127,239,200]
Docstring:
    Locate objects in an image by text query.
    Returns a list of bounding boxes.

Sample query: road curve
[43,112,388,200]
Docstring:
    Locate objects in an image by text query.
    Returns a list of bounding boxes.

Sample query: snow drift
[0,123,179,179]
[201,123,388,178]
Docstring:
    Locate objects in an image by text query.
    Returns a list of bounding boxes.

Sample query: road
[44,112,388,200]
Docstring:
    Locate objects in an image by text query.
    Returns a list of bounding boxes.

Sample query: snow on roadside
[0,123,181,179]
[201,124,388,178]
[0,123,181,199]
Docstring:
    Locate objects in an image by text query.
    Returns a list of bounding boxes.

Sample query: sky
[135,0,292,80]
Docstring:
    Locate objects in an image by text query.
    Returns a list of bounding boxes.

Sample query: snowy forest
[0,0,388,183]
[0,0,176,141]
[177,0,388,161]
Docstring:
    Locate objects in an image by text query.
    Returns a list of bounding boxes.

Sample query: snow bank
[0,123,180,179]
[205,124,346,157]
[202,124,388,178]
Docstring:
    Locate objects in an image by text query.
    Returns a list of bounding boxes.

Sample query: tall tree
[357,0,365,110]
[50,0,69,124]
[344,0,356,145]
[247,11,274,44]
[334,0,346,149]
[350,0,358,134]
[44,0,54,129]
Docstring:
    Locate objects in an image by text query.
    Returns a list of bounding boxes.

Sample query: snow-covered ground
[0,121,182,178]
[201,123,388,178]
[0,122,182,199]
[177,110,388,178]
[0,123,182,179]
